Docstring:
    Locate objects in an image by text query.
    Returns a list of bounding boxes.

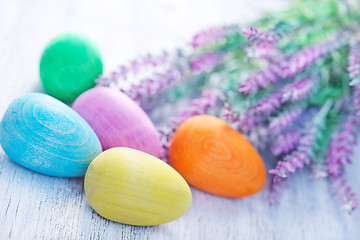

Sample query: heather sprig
[327,114,359,178]
[221,102,240,123]
[190,53,222,72]
[219,95,264,134]
[220,73,319,138]
[355,85,360,115]
[245,44,280,62]
[331,174,359,214]
[238,64,282,94]
[312,110,338,164]
[219,101,268,148]
[96,51,172,86]
[282,31,351,79]
[282,75,319,102]
[242,26,282,46]
[253,91,284,116]
[239,31,351,94]
[348,39,360,114]
[190,25,246,53]
[236,112,263,135]
[269,101,333,183]
[268,106,305,134]
[96,50,191,109]
[190,26,226,49]
[270,106,319,156]
[268,177,287,205]
[346,40,360,86]
[253,75,319,116]
[271,131,303,156]
[242,22,291,61]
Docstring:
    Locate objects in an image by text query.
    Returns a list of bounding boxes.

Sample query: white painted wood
[1,0,359,239]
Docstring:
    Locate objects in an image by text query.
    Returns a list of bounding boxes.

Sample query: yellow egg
[84,147,192,226]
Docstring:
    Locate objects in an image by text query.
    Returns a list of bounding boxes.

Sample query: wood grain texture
[84,147,192,226]
[1,0,360,239]
[39,33,103,102]
[0,93,102,177]
[169,115,267,198]
[72,87,161,157]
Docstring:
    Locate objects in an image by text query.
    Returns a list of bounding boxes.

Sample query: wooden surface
[1,0,360,239]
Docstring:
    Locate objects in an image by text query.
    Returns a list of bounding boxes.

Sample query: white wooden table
[1,0,359,239]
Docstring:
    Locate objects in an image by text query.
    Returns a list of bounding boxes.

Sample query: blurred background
[0,0,290,78]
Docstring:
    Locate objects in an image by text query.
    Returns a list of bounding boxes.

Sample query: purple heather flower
[239,31,351,94]
[271,151,307,182]
[96,52,170,85]
[269,101,332,182]
[96,50,190,110]
[236,111,263,134]
[190,53,221,72]
[239,26,287,93]
[239,64,283,94]
[269,134,315,183]
[348,41,360,86]
[254,91,284,116]
[283,32,351,78]
[221,103,264,140]
[235,76,315,138]
[242,26,282,47]
[331,174,359,214]
[245,43,281,61]
[268,178,287,205]
[281,76,318,102]
[271,131,303,156]
[282,46,320,79]
[326,114,359,178]
[268,107,304,134]
[221,102,240,123]
[355,85,360,115]
[242,26,285,62]
[190,26,226,49]
[253,75,317,116]
[257,75,318,117]
[348,41,360,115]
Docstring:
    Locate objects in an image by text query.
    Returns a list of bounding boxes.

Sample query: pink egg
[72,87,161,157]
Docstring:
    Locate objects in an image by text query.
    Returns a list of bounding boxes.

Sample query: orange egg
[169,115,266,198]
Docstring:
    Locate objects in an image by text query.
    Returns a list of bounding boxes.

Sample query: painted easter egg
[40,33,103,102]
[72,87,161,157]
[0,93,102,177]
[169,115,266,198]
[84,147,192,226]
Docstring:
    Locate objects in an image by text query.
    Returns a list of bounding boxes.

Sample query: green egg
[40,33,103,102]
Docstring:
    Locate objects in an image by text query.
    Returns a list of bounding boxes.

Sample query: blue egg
[0,93,102,177]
